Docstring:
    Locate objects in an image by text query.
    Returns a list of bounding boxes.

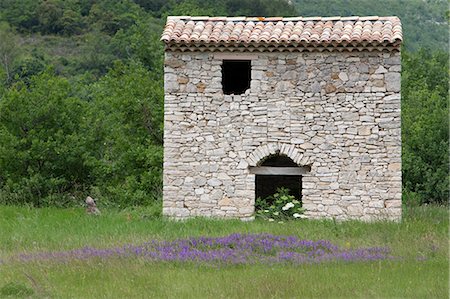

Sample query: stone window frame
[214,53,258,95]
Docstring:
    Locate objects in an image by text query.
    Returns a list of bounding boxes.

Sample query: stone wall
[163,50,402,221]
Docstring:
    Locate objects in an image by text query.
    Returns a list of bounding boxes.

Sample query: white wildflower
[293,213,301,218]
[282,202,295,210]
[273,211,279,216]
[268,218,275,222]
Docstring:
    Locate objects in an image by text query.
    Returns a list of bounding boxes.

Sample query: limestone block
[300,143,314,150]
[385,200,401,208]
[239,207,254,215]
[218,196,232,206]
[385,73,401,92]
[217,172,232,180]
[207,178,222,187]
[195,188,205,195]
[194,177,207,186]
[210,189,224,201]
[387,162,401,171]
[342,112,359,121]
[237,159,249,169]
[374,65,387,74]
[358,126,372,136]
[327,206,343,216]
[165,58,184,68]
[325,84,337,93]
[347,205,363,216]
[338,72,349,81]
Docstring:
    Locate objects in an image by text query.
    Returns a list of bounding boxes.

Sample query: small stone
[358,126,371,136]
[207,178,222,186]
[385,200,402,208]
[286,59,296,65]
[165,58,183,68]
[86,196,100,215]
[338,72,348,81]
[372,79,384,87]
[177,76,189,84]
[311,82,321,93]
[300,143,314,150]
[388,162,401,171]
[291,138,304,144]
[385,73,401,92]
[217,173,231,180]
[282,70,297,80]
[210,189,223,201]
[236,159,249,169]
[194,177,207,186]
[325,84,337,93]
[342,112,359,121]
[374,65,387,74]
[194,188,205,195]
[218,197,232,206]
[196,82,206,93]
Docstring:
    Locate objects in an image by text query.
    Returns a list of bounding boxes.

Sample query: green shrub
[0,72,91,207]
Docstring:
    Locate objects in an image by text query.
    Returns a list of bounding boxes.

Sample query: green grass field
[0,205,448,298]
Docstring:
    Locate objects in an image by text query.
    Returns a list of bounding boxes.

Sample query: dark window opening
[256,175,302,202]
[222,60,251,95]
[255,155,303,204]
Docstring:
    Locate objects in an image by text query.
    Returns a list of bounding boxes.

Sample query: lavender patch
[13,234,393,264]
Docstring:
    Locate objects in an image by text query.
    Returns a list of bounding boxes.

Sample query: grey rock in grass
[86,196,101,215]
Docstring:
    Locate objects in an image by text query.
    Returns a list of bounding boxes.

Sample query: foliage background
[0,0,448,207]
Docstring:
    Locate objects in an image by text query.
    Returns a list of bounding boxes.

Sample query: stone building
[161,16,402,221]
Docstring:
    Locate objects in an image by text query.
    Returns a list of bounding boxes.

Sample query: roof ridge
[166,16,401,22]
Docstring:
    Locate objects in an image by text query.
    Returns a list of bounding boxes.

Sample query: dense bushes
[0,63,163,207]
[86,62,163,207]
[0,74,90,206]
[401,50,449,204]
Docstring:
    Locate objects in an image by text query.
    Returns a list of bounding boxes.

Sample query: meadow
[0,204,448,298]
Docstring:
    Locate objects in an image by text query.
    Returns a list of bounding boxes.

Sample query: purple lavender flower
[11,234,393,265]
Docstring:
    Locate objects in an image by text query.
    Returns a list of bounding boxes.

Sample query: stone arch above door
[247,143,313,167]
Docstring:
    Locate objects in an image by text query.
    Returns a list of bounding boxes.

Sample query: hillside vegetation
[0,0,448,207]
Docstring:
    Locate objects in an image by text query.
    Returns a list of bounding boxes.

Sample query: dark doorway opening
[255,175,302,201]
[254,155,303,203]
[222,60,251,95]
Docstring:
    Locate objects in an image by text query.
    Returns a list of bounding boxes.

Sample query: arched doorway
[250,154,311,202]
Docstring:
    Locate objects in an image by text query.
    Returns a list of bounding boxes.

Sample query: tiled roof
[161,16,402,51]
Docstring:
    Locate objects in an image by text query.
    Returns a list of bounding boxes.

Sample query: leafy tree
[59,8,86,35]
[10,49,47,85]
[111,18,164,74]
[36,0,64,34]
[225,0,297,16]
[88,0,142,35]
[74,30,118,78]
[85,61,163,207]
[0,72,90,206]
[401,50,449,204]
[0,0,40,32]
[0,23,20,84]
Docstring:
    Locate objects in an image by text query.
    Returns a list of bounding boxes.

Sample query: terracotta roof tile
[161,16,402,50]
